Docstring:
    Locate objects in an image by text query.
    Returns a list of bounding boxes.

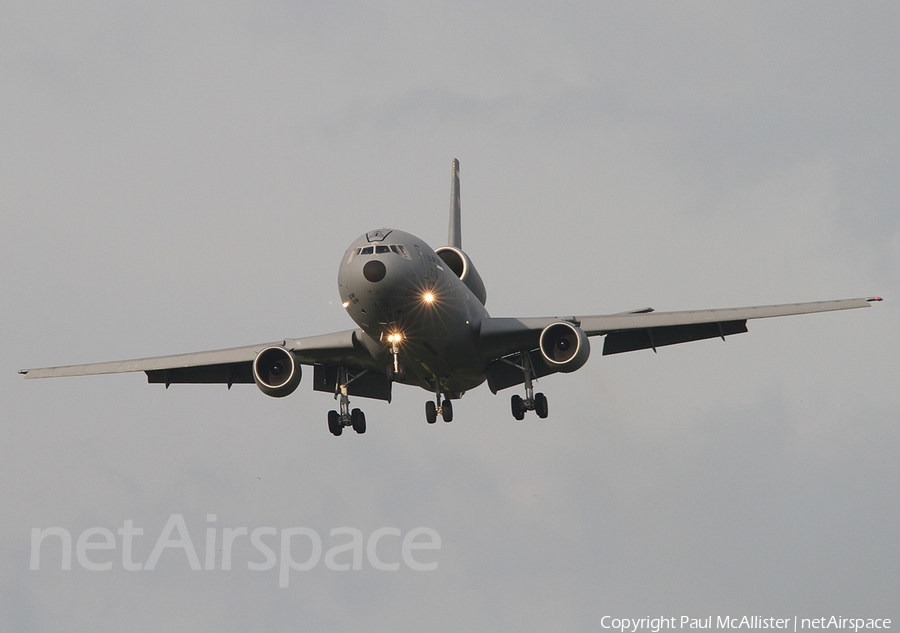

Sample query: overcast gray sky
[2,2,898,631]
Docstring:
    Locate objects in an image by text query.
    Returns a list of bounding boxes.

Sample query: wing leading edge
[18,328,378,383]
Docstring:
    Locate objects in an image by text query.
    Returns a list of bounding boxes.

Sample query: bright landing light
[422,292,435,304]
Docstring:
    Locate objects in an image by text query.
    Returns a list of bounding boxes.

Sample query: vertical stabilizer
[448,158,461,248]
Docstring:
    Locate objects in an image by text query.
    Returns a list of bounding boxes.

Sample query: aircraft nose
[363,260,386,283]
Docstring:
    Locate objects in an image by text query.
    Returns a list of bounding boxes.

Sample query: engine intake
[435,246,487,305]
[539,322,590,373]
[253,346,302,397]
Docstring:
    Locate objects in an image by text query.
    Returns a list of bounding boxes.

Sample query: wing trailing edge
[602,319,747,355]
[578,297,880,336]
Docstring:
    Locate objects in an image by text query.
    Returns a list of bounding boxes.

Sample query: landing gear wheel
[425,400,437,424]
[351,408,366,434]
[534,392,548,419]
[387,365,406,382]
[328,410,342,436]
[441,400,453,423]
[511,394,525,420]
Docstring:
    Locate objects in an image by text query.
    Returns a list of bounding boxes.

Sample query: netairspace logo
[30,514,441,588]
[599,617,891,633]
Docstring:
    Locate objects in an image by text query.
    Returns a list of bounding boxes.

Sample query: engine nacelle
[539,322,590,373]
[434,246,487,305]
[253,346,302,398]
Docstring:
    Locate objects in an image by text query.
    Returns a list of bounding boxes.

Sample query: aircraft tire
[425,400,437,424]
[328,410,342,436]
[441,400,453,423]
[351,408,366,434]
[535,392,548,419]
[511,395,525,420]
[388,365,406,381]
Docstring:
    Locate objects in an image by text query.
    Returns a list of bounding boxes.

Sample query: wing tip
[868,296,883,302]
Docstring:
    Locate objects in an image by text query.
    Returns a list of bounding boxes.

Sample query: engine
[539,322,590,373]
[434,246,487,305]
[253,346,302,397]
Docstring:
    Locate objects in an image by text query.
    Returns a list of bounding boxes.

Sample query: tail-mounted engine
[434,246,487,305]
[538,322,590,373]
[253,346,302,397]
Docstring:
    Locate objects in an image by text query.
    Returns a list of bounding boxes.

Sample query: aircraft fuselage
[338,229,489,396]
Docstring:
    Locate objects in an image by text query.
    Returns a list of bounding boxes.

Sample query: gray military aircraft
[20,159,881,435]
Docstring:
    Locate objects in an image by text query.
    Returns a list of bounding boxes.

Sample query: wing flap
[146,362,254,385]
[312,364,392,402]
[484,350,557,393]
[602,319,747,355]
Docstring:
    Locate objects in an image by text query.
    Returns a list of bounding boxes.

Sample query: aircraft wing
[479,296,882,360]
[18,328,378,385]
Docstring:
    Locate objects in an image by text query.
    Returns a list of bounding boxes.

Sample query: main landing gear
[510,392,548,420]
[327,368,367,436]
[425,378,453,424]
[508,351,549,420]
[425,399,453,424]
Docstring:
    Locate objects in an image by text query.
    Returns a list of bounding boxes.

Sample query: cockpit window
[391,244,411,259]
[349,244,411,262]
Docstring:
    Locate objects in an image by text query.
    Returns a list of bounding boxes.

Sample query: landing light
[423,292,435,304]
[342,301,350,308]
[387,333,403,343]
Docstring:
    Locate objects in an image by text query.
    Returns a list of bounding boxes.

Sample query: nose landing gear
[385,333,406,381]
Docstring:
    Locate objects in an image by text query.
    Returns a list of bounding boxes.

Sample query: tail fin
[448,158,461,248]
